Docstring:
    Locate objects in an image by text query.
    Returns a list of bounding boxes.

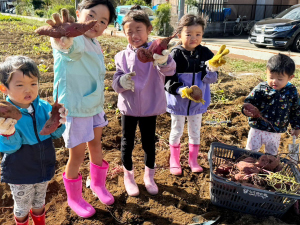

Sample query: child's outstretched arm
[155,54,176,77]
[0,118,22,154]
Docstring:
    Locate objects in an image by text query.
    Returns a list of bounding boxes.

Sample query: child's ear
[289,74,295,80]
[0,84,8,94]
[147,25,153,35]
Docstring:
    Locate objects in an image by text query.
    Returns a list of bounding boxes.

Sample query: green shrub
[124,0,148,6]
[35,9,45,17]
[152,3,173,36]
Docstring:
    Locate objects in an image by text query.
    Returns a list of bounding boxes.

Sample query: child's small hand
[0,117,17,135]
[291,129,300,138]
[119,72,136,92]
[58,106,68,124]
[153,50,170,66]
[178,86,205,104]
[206,45,229,72]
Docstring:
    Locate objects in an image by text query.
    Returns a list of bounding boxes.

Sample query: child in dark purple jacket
[165,14,220,176]
[112,5,176,196]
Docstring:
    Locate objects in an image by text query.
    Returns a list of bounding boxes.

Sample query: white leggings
[169,114,202,145]
[246,128,281,155]
[9,181,48,218]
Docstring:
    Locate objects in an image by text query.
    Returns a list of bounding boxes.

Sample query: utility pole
[75,0,79,10]
[178,0,185,21]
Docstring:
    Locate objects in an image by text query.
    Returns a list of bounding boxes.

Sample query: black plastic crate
[208,142,300,217]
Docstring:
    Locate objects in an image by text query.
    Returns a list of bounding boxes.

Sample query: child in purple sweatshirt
[112,5,176,197]
[165,14,219,176]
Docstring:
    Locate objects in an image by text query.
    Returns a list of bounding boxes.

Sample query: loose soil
[0,21,299,225]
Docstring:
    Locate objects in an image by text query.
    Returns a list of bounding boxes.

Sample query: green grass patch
[226,58,266,73]
[0,14,22,21]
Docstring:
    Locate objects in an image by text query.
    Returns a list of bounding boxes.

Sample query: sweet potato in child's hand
[35,8,97,38]
[190,85,202,101]
[40,88,63,135]
[0,100,22,120]
[137,32,177,63]
[243,103,261,118]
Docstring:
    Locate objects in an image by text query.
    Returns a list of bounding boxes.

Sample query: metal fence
[197,3,291,22]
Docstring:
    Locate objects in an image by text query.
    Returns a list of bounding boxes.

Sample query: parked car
[248,4,300,52]
[114,5,155,31]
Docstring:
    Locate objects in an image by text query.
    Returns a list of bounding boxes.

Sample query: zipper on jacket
[30,104,46,179]
[187,51,196,116]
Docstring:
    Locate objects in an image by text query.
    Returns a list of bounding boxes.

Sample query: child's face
[178,25,203,51]
[266,69,294,91]
[76,4,110,39]
[4,70,39,108]
[123,21,152,48]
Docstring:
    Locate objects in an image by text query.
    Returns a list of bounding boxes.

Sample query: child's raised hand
[291,129,300,138]
[0,117,17,135]
[153,50,170,66]
[206,45,229,72]
[119,72,136,92]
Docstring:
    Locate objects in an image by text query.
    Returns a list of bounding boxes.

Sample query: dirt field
[0,20,300,225]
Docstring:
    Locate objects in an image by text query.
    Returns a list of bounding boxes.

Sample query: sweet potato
[35,20,97,38]
[137,32,177,63]
[216,163,233,175]
[40,87,63,135]
[190,85,202,101]
[255,155,280,171]
[0,100,22,120]
[243,103,276,131]
[236,161,260,174]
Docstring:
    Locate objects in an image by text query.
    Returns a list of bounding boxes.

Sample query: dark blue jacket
[0,96,65,184]
[244,81,300,133]
[164,45,217,116]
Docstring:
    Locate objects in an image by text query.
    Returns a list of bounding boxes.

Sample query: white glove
[178,87,186,97]
[205,61,220,72]
[50,36,74,50]
[48,105,68,124]
[153,49,170,66]
[119,72,136,92]
[0,117,17,135]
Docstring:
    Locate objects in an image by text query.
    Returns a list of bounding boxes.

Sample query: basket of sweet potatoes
[208,142,300,217]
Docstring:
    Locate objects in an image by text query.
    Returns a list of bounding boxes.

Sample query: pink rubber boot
[14,216,29,225]
[169,144,182,175]
[188,144,203,173]
[90,160,114,205]
[30,208,45,225]
[63,172,96,218]
[144,166,158,195]
[123,166,139,196]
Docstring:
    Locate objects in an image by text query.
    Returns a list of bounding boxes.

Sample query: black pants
[121,115,157,170]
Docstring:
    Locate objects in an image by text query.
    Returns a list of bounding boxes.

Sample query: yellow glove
[180,87,205,104]
[206,45,230,71]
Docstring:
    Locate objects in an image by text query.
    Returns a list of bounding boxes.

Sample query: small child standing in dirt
[0,56,67,225]
[242,53,300,155]
[165,14,225,176]
[112,5,176,196]
[48,0,116,218]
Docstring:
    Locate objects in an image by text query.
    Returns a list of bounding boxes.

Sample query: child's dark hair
[176,14,206,34]
[0,56,40,88]
[267,53,295,76]
[121,5,152,29]
[78,0,116,24]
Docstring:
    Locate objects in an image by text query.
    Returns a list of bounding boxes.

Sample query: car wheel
[292,34,300,52]
[254,44,266,48]
[115,23,121,31]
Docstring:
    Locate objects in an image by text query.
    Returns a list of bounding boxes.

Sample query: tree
[152,3,173,36]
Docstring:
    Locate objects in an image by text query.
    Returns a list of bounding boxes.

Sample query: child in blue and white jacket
[165,14,220,176]
[0,56,66,225]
